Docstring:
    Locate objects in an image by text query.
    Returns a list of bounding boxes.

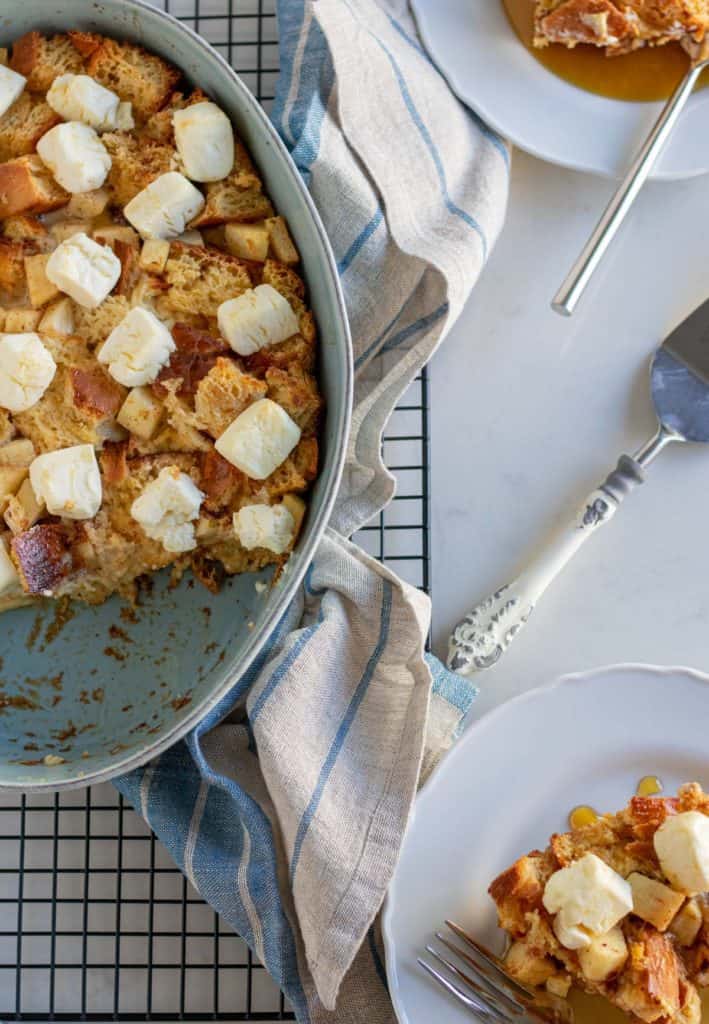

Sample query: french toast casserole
[0,29,322,611]
[490,783,709,1024]
[533,1,709,55]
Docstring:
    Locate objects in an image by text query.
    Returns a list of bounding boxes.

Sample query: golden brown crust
[11,523,75,594]
[534,0,709,54]
[0,155,68,220]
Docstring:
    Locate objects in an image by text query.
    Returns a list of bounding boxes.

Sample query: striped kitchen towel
[116,1,509,1020]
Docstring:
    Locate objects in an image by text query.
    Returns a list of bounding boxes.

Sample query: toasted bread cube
[39,296,73,337]
[669,897,703,947]
[117,386,165,440]
[4,308,41,333]
[49,219,92,244]
[0,466,28,513]
[0,48,8,67]
[139,238,170,274]
[67,188,110,220]
[281,493,306,548]
[578,926,628,983]
[2,214,52,249]
[92,225,139,248]
[4,477,44,534]
[0,154,68,218]
[266,216,299,265]
[629,873,685,932]
[0,439,35,467]
[225,222,269,262]
[546,975,572,999]
[24,252,61,308]
[505,939,556,987]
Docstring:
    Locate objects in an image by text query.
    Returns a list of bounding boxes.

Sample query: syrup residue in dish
[637,774,663,796]
[501,0,709,101]
[568,804,598,829]
[569,988,709,1023]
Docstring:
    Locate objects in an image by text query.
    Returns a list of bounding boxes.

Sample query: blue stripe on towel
[386,14,510,169]
[337,207,385,276]
[289,580,394,879]
[342,1,487,257]
[250,622,322,724]
[381,303,449,353]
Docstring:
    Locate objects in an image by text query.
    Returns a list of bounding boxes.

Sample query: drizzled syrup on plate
[501,0,709,102]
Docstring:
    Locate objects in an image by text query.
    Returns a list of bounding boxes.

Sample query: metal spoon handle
[552,60,706,318]
[447,454,647,676]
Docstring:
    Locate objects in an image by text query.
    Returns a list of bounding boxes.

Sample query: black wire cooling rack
[0,2,432,1019]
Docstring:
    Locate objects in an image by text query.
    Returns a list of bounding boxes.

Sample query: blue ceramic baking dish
[0,0,352,789]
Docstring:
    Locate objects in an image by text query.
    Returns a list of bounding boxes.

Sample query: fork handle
[552,59,707,317]
[447,455,644,676]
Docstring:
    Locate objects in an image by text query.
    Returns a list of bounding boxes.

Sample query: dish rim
[382,661,709,1024]
[0,0,353,791]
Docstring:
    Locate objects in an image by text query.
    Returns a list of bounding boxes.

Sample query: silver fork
[418,920,572,1024]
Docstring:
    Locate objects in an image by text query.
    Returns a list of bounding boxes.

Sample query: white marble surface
[430,149,709,720]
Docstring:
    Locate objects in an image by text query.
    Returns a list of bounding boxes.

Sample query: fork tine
[433,935,525,1016]
[417,958,508,1022]
[425,945,523,1021]
[445,920,535,999]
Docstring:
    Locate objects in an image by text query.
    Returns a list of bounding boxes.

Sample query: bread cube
[0,154,68,219]
[67,188,110,220]
[4,308,41,333]
[578,926,628,982]
[546,975,571,999]
[24,252,61,308]
[0,48,8,67]
[0,439,36,467]
[93,225,140,248]
[139,239,170,274]
[4,477,45,534]
[669,897,703,947]
[265,216,299,265]
[117,386,165,440]
[505,939,555,987]
[628,873,685,931]
[39,297,74,337]
[50,219,93,244]
[225,222,269,262]
[0,466,28,514]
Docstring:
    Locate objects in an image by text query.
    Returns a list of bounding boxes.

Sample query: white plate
[410,0,709,180]
[383,664,709,1024]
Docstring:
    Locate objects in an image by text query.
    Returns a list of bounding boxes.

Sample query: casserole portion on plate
[0,30,323,611]
[533,0,709,54]
[490,782,709,1024]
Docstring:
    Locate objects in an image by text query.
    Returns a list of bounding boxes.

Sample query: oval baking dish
[0,0,352,789]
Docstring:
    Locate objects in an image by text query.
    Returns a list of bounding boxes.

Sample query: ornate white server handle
[447,455,645,676]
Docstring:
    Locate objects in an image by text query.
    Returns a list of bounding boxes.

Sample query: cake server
[552,39,709,317]
[448,295,709,676]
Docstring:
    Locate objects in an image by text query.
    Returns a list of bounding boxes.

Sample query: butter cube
[215,398,301,480]
[654,812,709,894]
[543,853,633,948]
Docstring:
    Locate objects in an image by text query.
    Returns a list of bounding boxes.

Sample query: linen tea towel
[117,1,510,1021]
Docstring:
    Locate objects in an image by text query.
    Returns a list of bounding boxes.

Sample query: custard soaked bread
[0,29,322,609]
[534,0,709,55]
[490,784,709,1024]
